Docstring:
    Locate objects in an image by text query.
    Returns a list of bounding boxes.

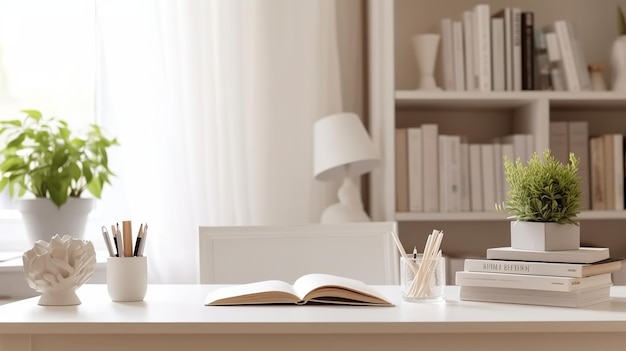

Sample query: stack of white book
[456,247,623,307]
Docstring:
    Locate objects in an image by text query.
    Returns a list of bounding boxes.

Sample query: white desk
[1,284,626,351]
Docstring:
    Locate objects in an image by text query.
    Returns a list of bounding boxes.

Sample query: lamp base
[320,203,371,224]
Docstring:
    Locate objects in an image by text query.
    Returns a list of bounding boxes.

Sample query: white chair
[198,221,399,285]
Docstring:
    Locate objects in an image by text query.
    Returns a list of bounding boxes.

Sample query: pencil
[123,220,133,257]
[133,223,143,257]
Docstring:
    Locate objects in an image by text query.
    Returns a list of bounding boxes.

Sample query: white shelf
[395,210,626,222]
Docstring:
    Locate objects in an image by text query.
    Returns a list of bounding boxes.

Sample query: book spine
[462,11,476,91]
[395,128,409,212]
[486,247,610,264]
[455,271,612,292]
[480,144,495,212]
[407,128,423,212]
[474,4,491,91]
[520,11,535,90]
[549,121,569,165]
[438,135,449,212]
[568,121,590,210]
[602,134,615,210]
[492,142,503,205]
[545,31,566,91]
[612,134,624,210]
[449,135,462,212]
[440,18,455,91]
[553,20,581,91]
[422,124,439,212]
[452,21,466,91]
[589,136,606,210]
[469,144,483,211]
[491,17,506,91]
[511,7,522,91]
[501,143,514,200]
[460,141,471,211]
[463,258,583,277]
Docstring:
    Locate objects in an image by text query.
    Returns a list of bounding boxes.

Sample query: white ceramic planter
[510,221,580,251]
[18,198,95,245]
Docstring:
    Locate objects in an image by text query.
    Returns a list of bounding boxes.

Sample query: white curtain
[96,0,359,283]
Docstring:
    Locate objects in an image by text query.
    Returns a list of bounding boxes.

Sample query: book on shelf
[455,271,613,292]
[501,142,514,199]
[462,10,476,91]
[547,20,581,91]
[549,121,569,165]
[203,273,393,307]
[407,127,423,212]
[492,142,504,205]
[452,20,466,91]
[490,16,506,91]
[459,285,611,308]
[534,28,552,91]
[606,134,624,210]
[492,7,513,91]
[473,3,491,91]
[602,134,616,211]
[463,257,623,278]
[544,31,566,91]
[460,141,471,211]
[589,135,606,210]
[469,143,483,211]
[502,133,527,163]
[486,246,611,264]
[511,7,522,91]
[480,143,496,211]
[440,18,455,91]
[520,11,535,90]
[395,128,409,212]
[422,124,439,212]
[567,121,590,210]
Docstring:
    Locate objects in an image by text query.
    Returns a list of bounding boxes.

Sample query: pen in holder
[400,255,445,302]
[107,256,147,302]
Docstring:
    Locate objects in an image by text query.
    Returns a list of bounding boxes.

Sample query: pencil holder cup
[400,255,446,302]
[107,256,147,302]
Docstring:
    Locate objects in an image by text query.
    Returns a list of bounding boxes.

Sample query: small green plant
[0,109,119,208]
[497,149,581,225]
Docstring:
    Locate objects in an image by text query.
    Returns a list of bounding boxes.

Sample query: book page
[293,273,392,306]
[204,280,299,305]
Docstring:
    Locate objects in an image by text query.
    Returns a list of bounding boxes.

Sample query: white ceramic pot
[18,198,95,245]
[413,34,441,91]
[510,221,580,251]
[611,35,626,91]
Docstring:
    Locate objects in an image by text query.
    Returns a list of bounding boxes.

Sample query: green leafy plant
[497,149,581,225]
[0,109,119,208]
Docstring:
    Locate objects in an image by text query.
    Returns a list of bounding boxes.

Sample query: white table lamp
[313,112,380,223]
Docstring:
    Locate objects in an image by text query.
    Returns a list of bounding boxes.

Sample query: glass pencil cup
[400,255,446,302]
[107,256,148,302]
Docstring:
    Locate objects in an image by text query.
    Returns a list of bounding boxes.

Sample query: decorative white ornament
[412,34,441,91]
[611,35,626,91]
[23,234,96,306]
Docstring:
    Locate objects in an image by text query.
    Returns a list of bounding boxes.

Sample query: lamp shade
[313,112,380,181]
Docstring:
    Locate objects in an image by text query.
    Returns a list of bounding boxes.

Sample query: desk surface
[2,284,626,335]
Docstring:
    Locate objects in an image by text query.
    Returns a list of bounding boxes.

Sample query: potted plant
[0,109,119,244]
[498,149,582,251]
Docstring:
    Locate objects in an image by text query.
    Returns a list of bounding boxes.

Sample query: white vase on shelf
[611,35,626,91]
[412,34,441,91]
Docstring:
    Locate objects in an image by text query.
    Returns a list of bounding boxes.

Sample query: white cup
[107,256,147,302]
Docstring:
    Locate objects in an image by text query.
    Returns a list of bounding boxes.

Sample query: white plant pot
[510,221,580,251]
[18,198,95,245]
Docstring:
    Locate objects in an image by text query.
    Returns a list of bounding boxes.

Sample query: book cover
[455,271,612,292]
[486,246,611,264]
[204,273,394,306]
[549,20,581,91]
[459,285,611,308]
[407,127,423,212]
[422,124,439,212]
[469,144,483,211]
[463,257,623,278]
[395,128,409,212]
[520,11,535,90]
[568,121,589,210]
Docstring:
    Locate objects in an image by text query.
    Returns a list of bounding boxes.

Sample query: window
[0,0,104,250]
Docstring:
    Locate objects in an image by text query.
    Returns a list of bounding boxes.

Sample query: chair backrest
[198,222,399,285]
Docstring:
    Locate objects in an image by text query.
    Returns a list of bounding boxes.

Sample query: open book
[204,273,394,306]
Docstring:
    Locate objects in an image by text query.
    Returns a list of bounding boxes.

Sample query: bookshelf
[366,0,626,261]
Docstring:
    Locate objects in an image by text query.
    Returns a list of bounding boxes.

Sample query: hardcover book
[459,285,611,308]
[463,257,623,278]
[204,273,393,306]
[486,246,610,264]
[455,271,612,292]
